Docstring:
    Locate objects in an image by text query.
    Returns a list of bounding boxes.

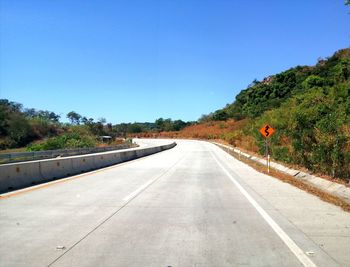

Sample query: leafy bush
[222,130,244,146]
[27,131,96,151]
[244,83,350,179]
[272,146,292,163]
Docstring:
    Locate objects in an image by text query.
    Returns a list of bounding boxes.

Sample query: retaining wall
[0,142,176,193]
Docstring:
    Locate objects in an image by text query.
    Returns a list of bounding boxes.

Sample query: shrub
[27,132,96,151]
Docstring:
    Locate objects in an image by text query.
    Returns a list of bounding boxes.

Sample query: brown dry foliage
[129,119,258,152]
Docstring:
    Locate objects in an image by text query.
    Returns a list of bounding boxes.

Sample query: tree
[81,117,88,124]
[163,119,173,131]
[118,123,129,138]
[7,113,34,147]
[37,110,60,122]
[0,99,22,112]
[128,123,143,133]
[67,111,82,125]
[106,123,113,132]
[248,78,260,88]
[48,112,60,122]
[82,117,94,125]
[98,117,107,124]
[212,110,228,121]
[172,120,187,131]
[198,114,210,123]
[155,118,165,132]
[24,108,37,118]
[95,122,104,135]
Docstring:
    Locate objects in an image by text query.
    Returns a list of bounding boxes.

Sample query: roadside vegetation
[137,48,350,181]
[0,99,191,152]
[219,48,350,180]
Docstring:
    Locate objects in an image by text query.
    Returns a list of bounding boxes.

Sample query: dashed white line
[123,178,157,202]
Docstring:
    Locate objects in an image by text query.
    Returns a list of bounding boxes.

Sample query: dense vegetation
[0,100,61,149]
[201,48,350,180]
[0,100,191,151]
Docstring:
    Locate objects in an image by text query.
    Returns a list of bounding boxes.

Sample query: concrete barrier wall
[0,143,133,164]
[0,142,176,193]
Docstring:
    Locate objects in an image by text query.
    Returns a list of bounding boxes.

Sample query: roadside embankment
[0,141,176,193]
[213,142,350,206]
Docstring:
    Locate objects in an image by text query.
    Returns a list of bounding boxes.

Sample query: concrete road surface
[1,140,349,267]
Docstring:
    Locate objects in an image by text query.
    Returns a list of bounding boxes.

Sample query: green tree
[67,111,82,125]
[98,117,107,124]
[155,118,165,132]
[128,123,143,133]
[7,113,34,147]
[172,120,187,131]
[212,110,228,121]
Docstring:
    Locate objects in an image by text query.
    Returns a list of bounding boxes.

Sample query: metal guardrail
[0,143,134,164]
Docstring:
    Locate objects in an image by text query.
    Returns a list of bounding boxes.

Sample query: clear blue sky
[0,0,349,123]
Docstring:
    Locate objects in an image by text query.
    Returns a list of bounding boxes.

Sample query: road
[1,140,349,267]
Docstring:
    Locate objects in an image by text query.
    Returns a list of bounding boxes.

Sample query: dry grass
[131,119,258,152]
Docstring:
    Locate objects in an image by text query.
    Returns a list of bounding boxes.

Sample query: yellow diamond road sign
[259,124,275,138]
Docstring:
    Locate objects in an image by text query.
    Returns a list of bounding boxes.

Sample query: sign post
[259,124,275,173]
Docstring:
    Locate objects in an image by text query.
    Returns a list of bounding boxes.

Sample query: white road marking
[123,152,186,202]
[122,177,158,202]
[211,151,317,267]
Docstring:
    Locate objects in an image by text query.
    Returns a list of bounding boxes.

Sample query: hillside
[209,48,350,120]
[157,48,350,180]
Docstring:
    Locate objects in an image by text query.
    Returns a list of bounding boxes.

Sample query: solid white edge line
[211,151,317,267]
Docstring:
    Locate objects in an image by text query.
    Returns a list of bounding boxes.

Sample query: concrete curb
[213,142,350,205]
[0,142,176,194]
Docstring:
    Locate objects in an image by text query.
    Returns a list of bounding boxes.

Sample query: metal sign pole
[267,139,270,173]
[259,124,275,174]
[265,139,268,173]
